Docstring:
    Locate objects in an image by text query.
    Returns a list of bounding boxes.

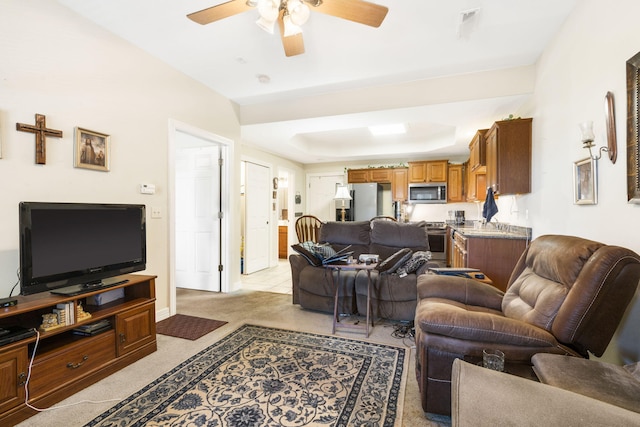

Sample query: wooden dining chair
[295,215,324,243]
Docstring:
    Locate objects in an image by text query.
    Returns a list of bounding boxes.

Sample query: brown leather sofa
[290,219,432,321]
[414,234,640,415]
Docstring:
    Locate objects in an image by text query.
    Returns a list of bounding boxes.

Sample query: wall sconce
[579,117,617,163]
[334,185,352,222]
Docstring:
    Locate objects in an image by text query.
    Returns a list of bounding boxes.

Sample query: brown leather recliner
[414,234,640,416]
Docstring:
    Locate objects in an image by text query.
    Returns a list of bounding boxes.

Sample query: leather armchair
[414,234,640,415]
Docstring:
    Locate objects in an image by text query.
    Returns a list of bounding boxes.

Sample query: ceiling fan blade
[278,12,305,57]
[309,0,388,27]
[187,1,254,25]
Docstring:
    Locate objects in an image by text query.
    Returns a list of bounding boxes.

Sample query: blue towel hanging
[482,188,498,222]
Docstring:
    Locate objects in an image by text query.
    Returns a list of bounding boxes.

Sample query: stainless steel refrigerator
[351,183,383,221]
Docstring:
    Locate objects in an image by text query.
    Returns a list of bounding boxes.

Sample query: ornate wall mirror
[627,51,640,203]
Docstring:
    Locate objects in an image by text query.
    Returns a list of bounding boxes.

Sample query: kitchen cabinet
[485,118,532,195]
[347,167,408,201]
[449,228,527,291]
[347,168,393,183]
[466,164,487,202]
[447,164,464,203]
[408,160,448,183]
[469,129,488,171]
[278,226,288,259]
[391,168,408,201]
[347,169,370,183]
[369,168,393,183]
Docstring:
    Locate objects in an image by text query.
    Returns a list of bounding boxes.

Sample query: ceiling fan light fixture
[257,0,280,20]
[287,0,310,26]
[245,0,259,6]
[256,16,277,34]
[282,15,303,37]
[256,0,280,34]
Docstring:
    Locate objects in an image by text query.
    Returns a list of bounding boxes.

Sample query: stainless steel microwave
[408,183,447,203]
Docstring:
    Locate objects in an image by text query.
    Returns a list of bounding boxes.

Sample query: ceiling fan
[187,0,389,57]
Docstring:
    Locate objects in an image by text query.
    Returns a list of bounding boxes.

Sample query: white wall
[0,1,241,313]
[497,0,640,362]
[508,0,640,251]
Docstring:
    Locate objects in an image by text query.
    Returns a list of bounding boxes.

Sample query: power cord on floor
[391,321,414,339]
[24,329,123,412]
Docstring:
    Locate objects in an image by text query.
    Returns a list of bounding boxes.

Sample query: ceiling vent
[457,8,481,40]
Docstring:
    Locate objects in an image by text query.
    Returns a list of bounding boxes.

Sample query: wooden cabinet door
[469,129,488,171]
[448,164,464,202]
[467,166,487,202]
[391,168,408,201]
[347,169,369,183]
[369,168,393,183]
[426,160,448,182]
[278,226,288,259]
[485,119,532,195]
[0,346,27,414]
[486,127,498,193]
[116,303,156,357]
[408,162,427,183]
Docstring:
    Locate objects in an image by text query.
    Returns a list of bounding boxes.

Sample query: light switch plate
[140,184,156,195]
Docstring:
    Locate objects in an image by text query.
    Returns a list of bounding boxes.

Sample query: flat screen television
[19,202,146,296]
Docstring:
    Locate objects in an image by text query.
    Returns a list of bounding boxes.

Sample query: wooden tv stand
[0,274,157,425]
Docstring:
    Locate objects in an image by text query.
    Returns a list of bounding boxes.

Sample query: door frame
[168,119,233,316]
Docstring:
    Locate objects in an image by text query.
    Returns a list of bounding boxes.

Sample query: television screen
[20,202,146,296]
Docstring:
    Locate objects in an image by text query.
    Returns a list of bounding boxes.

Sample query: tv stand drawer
[29,331,116,398]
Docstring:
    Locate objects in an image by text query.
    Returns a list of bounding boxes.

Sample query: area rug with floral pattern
[85,324,407,427]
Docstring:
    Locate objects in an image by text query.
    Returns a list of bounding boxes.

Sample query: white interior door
[175,144,221,291]
[244,161,270,274]
[307,174,344,222]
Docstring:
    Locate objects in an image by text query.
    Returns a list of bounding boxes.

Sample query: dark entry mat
[156,314,227,340]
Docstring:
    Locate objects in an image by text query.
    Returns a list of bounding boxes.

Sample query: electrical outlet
[151,207,161,218]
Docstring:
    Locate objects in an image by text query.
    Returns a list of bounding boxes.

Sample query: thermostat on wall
[140,184,156,195]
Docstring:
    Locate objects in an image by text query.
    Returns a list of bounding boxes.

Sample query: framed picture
[75,127,109,171]
[573,157,597,204]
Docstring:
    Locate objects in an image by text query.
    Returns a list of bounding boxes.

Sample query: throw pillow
[376,248,412,274]
[397,251,432,278]
[291,242,322,267]
[312,243,337,260]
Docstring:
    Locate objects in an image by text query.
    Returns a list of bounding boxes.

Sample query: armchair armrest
[451,359,640,426]
[289,254,311,304]
[415,300,559,347]
[417,274,504,310]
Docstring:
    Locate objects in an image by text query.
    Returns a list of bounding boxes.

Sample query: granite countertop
[448,223,531,240]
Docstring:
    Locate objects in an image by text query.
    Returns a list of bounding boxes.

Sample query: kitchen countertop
[448,223,531,240]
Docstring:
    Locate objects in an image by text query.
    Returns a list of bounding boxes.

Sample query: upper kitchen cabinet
[485,118,532,195]
[408,160,448,183]
[469,129,488,171]
[347,167,408,201]
[347,169,371,183]
[447,164,464,203]
[347,168,393,183]
[392,168,408,201]
[466,129,489,202]
[369,168,394,183]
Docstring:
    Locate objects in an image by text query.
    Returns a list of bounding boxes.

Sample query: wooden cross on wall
[16,113,63,164]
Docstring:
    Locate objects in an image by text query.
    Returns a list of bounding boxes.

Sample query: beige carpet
[18,289,450,427]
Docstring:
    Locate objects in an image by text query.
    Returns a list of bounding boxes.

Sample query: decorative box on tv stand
[86,287,125,306]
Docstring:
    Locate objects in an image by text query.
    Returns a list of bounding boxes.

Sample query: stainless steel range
[424,222,446,264]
